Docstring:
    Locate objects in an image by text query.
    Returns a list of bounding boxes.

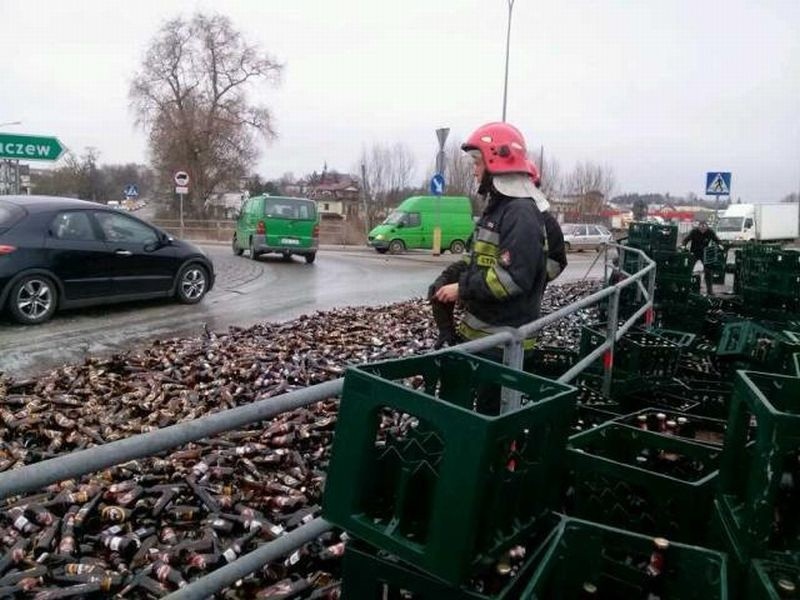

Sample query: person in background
[682,220,721,295]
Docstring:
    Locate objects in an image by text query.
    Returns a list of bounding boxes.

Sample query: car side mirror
[396,222,404,229]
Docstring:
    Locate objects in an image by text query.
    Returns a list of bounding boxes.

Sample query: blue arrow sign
[123,184,139,198]
[706,172,731,196]
[430,173,445,196]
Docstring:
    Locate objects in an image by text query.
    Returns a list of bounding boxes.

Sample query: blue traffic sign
[430,173,445,196]
[705,172,731,196]
[124,184,139,198]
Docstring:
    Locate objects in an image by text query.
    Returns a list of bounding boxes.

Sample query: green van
[233,195,319,263]
[367,195,474,254]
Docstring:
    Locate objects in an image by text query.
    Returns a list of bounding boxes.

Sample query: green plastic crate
[521,517,728,599]
[654,249,695,275]
[580,325,682,379]
[322,351,577,585]
[527,346,578,379]
[615,408,729,448]
[572,404,621,436]
[717,321,800,372]
[652,328,698,349]
[619,381,703,414]
[704,244,725,267]
[339,516,562,599]
[626,377,733,419]
[575,371,651,403]
[567,423,720,544]
[748,559,800,600]
[656,273,694,301]
[717,371,800,563]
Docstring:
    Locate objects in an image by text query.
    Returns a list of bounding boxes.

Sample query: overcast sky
[1,1,799,202]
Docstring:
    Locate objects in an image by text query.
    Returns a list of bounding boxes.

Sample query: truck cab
[716,204,755,243]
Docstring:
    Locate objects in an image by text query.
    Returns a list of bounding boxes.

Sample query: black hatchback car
[0,196,215,325]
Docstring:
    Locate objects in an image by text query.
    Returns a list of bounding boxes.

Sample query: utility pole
[501,0,516,122]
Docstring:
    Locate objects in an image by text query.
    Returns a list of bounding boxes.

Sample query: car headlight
[375,234,384,241]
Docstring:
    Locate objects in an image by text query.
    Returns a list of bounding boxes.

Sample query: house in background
[303,167,362,220]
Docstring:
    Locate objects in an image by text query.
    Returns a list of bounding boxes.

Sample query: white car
[562,223,613,252]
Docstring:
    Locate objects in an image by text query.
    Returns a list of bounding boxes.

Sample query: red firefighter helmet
[525,159,542,186]
[461,122,535,178]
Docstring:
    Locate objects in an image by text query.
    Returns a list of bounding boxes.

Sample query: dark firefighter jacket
[457,193,547,346]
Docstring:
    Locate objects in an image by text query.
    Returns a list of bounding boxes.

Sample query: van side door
[404,212,422,249]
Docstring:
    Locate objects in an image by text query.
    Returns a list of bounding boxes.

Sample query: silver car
[562,223,613,252]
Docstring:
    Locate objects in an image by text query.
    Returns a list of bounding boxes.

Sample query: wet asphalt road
[0,246,606,378]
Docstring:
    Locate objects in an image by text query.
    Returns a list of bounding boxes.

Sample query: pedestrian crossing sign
[706,172,731,196]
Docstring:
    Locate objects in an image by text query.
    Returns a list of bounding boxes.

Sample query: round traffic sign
[174,171,190,186]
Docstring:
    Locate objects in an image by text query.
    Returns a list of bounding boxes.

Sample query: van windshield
[264,199,316,220]
[717,216,743,232]
[383,211,405,225]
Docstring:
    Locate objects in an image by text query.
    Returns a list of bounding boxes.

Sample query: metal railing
[0,242,655,599]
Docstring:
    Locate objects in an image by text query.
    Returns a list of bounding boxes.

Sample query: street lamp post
[502,0,515,122]
[0,121,22,195]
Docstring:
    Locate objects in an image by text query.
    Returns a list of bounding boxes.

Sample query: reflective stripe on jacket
[457,193,547,342]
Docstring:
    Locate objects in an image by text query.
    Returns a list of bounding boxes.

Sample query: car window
[588,225,602,235]
[264,199,316,220]
[95,212,158,244]
[562,224,577,235]
[574,225,587,236]
[51,211,97,242]
[0,201,25,229]
[405,212,421,227]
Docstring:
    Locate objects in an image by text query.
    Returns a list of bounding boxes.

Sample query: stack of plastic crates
[653,249,696,305]
[712,371,800,589]
[737,244,800,313]
[322,350,577,592]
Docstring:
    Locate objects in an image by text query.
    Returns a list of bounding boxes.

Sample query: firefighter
[433,122,548,410]
[426,159,565,349]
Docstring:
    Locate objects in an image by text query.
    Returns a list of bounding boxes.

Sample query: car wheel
[564,242,572,253]
[232,235,243,256]
[449,239,466,254]
[176,264,209,304]
[388,239,405,254]
[8,275,58,325]
[305,253,316,264]
[249,238,259,261]
[375,248,388,255]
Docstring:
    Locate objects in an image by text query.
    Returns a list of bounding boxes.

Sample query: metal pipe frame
[0,243,656,599]
[0,379,344,499]
[164,518,332,600]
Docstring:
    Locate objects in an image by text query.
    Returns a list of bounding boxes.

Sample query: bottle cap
[653,537,670,550]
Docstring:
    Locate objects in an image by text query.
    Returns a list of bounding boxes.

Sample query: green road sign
[0,134,65,161]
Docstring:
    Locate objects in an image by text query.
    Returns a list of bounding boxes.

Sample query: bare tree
[565,161,616,199]
[530,153,562,198]
[130,13,282,214]
[563,161,616,216]
[358,142,417,227]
